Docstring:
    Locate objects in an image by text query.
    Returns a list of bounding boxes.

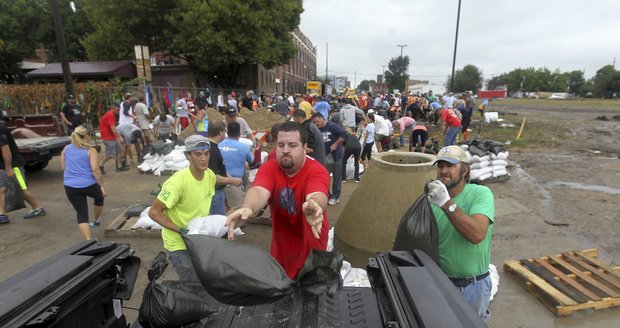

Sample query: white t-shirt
[119,101,134,125]
[217,95,225,107]
[154,115,175,135]
[134,102,150,129]
[374,115,389,136]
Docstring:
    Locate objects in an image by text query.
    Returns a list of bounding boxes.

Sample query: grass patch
[495,98,620,110]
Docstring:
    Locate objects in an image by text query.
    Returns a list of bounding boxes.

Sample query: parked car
[549,93,568,99]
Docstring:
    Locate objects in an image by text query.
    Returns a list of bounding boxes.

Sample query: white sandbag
[260,151,269,163]
[345,157,365,180]
[340,260,351,279]
[491,165,507,173]
[327,227,335,251]
[471,167,493,181]
[460,144,469,151]
[343,268,371,288]
[490,264,500,301]
[470,155,481,163]
[491,159,508,167]
[470,160,490,170]
[491,152,508,160]
[186,215,243,237]
[131,206,162,229]
[493,169,508,177]
[479,172,493,181]
[484,112,499,123]
[479,155,490,162]
[248,168,259,183]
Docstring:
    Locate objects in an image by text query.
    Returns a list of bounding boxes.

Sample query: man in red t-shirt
[227,121,330,279]
[99,103,128,173]
[440,107,462,147]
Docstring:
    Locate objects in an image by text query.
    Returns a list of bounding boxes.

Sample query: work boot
[0,215,9,224]
[116,166,130,172]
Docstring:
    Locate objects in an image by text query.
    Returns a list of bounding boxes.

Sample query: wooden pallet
[504,248,620,316]
[104,204,161,239]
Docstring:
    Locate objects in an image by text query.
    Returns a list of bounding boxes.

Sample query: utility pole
[396,45,408,92]
[51,0,73,95]
[325,42,328,85]
[354,71,357,90]
[450,0,462,92]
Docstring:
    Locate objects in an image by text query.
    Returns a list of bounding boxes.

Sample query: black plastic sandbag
[139,252,215,328]
[4,175,25,213]
[184,234,343,306]
[392,193,440,265]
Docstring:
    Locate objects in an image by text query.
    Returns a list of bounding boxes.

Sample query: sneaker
[328,198,340,206]
[116,166,130,172]
[354,179,360,183]
[99,166,106,175]
[24,208,46,219]
[342,180,347,183]
[0,215,9,224]
[89,219,101,228]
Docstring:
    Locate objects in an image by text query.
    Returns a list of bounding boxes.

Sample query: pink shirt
[394,117,416,131]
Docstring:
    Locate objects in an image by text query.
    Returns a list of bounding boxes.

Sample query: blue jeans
[445,126,460,146]
[459,275,492,320]
[210,189,226,215]
[399,134,405,147]
[168,250,209,298]
[329,150,343,199]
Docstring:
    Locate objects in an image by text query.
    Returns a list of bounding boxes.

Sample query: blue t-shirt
[318,121,346,156]
[219,138,253,178]
[365,123,376,144]
[314,101,330,119]
[430,101,441,110]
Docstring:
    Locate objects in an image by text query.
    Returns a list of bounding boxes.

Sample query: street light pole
[450,0,462,92]
[396,44,408,58]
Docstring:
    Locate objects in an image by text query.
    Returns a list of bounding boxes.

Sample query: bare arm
[149,198,184,233]
[226,186,271,239]
[60,111,72,126]
[1,144,14,176]
[215,174,242,187]
[303,191,329,238]
[88,148,106,195]
[441,200,490,244]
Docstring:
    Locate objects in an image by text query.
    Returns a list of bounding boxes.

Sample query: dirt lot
[0,101,619,327]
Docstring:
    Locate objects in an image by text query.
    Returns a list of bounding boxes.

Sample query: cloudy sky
[299,0,620,88]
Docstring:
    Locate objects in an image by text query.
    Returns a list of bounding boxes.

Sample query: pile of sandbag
[138,143,189,176]
[460,139,510,183]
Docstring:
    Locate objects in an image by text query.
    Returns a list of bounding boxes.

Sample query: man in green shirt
[149,134,216,285]
[426,145,495,319]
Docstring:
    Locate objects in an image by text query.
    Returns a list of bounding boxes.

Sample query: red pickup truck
[4,114,71,171]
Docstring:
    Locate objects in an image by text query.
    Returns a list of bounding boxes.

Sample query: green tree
[357,79,375,91]
[385,56,409,93]
[80,0,302,88]
[0,0,46,83]
[40,0,93,61]
[447,64,483,93]
[566,70,586,96]
[80,0,177,60]
[591,65,620,98]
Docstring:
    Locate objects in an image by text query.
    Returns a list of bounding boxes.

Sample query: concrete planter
[334,151,437,266]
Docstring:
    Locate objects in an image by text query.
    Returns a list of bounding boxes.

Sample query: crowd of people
[1,86,496,320]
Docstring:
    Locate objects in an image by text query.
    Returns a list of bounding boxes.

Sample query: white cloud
[300,0,620,87]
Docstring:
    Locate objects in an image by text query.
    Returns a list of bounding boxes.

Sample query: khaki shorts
[103,140,121,158]
[224,184,245,210]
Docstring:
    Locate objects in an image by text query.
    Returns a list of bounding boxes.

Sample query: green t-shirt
[157,167,216,251]
[431,183,495,278]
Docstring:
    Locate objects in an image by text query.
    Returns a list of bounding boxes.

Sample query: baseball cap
[434,145,469,165]
[67,94,75,99]
[185,135,210,152]
[225,106,238,115]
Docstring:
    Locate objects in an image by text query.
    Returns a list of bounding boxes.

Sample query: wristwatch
[446,203,457,214]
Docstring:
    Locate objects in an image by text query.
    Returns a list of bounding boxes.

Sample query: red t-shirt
[441,108,461,127]
[100,111,117,141]
[252,156,330,279]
